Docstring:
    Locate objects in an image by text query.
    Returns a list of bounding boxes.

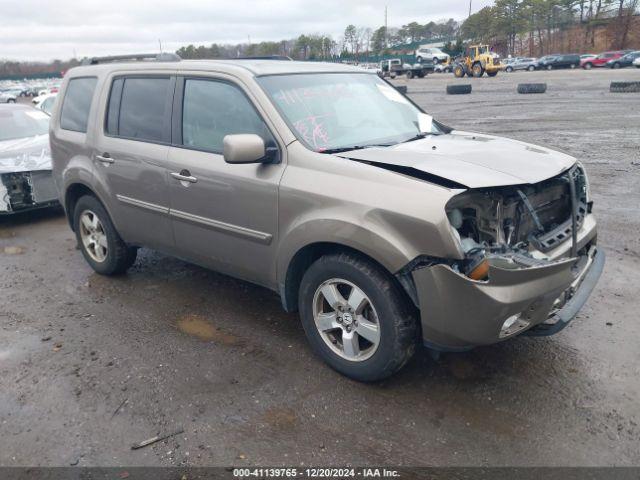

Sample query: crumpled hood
[0,134,51,174]
[336,131,576,188]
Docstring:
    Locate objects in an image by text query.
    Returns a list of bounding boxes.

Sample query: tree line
[462,0,640,56]
[175,18,461,61]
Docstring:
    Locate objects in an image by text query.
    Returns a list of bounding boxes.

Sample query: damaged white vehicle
[0,104,58,214]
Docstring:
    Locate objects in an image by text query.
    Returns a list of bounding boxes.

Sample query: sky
[0,0,494,62]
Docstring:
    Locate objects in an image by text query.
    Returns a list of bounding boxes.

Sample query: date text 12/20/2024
[233,468,401,478]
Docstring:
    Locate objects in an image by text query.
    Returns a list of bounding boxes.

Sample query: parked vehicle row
[503,49,639,72]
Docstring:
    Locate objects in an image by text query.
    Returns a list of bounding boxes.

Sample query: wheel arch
[64,182,111,231]
[279,239,411,313]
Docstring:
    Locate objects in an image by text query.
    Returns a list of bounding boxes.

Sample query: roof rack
[82,53,181,66]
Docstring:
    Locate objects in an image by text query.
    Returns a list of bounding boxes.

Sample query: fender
[277,217,419,285]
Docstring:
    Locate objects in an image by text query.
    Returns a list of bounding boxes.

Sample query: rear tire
[528,65,535,71]
[472,63,484,77]
[406,70,414,79]
[487,70,498,77]
[453,65,465,78]
[584,62,593,69]
[506,66,513,72]
[298,252,417,382]
[433,57,439,65]
[73,195,137,276]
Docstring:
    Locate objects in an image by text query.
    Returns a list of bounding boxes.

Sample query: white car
[0,90,18,103]
[434,63,452,73]
[634,56,640,68]
[415,46,449,64]
[33,93,58,115]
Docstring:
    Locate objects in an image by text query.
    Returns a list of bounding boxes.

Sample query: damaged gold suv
[50,54,604,381]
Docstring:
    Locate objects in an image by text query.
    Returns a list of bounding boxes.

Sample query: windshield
[258,73,439,152]
[0,108,49,141]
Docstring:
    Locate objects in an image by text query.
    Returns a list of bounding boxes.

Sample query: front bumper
[412,241,604,350]
[0,170,59,214]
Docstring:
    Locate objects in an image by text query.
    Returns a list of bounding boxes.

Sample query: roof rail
[235,55,293,61]
[81,53,181,66]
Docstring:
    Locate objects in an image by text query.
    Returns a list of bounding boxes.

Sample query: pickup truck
[378,59,434,79]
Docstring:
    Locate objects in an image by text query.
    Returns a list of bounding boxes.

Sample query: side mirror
[223,134,268,164]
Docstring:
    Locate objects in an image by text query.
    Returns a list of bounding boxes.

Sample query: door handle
[170,171,198,184]
[96,154,115,164]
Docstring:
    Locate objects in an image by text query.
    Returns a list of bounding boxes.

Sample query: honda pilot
[50,54,604,381]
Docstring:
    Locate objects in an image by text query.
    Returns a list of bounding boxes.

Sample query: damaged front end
[1,170,59,214]
[404,165,604,350]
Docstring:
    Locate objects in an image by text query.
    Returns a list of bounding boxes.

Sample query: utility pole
[384,5,388,49]
[468,0,472,18]
[158,39,162,53]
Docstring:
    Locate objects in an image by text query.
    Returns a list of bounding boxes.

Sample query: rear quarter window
[60,77,98,133]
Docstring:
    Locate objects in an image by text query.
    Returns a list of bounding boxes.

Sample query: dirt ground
[1,68,639,467]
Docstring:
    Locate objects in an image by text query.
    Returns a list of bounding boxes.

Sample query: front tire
[584,62,593,69]
[528,65,535,71]
[472,63,484,77]
[73,195,137,275]
[298,253,417,382]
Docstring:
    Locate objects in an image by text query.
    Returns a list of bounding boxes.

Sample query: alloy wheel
[312,278,381,362]
[79,210,108,263]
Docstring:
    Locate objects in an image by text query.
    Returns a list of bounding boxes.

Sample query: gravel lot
[1,68,639,467]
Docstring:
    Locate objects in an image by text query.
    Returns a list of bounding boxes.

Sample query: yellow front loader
[453,45,503,78]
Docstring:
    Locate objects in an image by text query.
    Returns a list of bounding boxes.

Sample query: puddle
[3,246,26,255]
[177,314,241,345]
[263,407,297,429]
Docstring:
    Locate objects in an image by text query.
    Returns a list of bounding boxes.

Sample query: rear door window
[106,76,173,143]
[60,77,97,133]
